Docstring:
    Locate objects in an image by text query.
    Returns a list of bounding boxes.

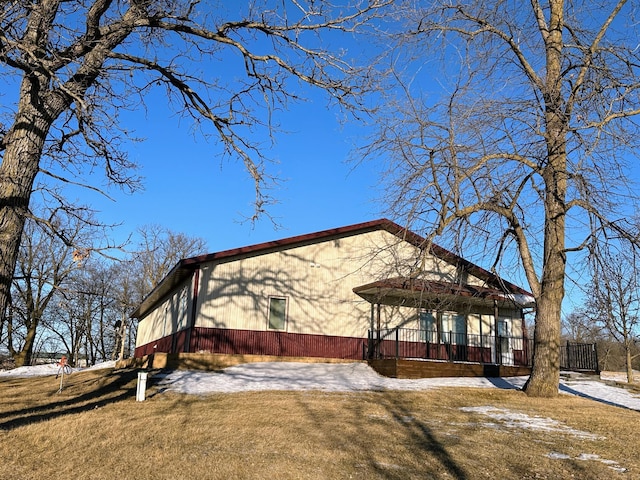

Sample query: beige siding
[502,310,524,337]
[136,227,528,348]
[195,229,420,338]
[420,255,458,282]
[420,255,487,288]
[135,276,193,348]
[467,313,483,336]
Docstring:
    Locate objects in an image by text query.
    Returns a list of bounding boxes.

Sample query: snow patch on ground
[2,360,640,413]
[461,405,630,472]
[0,360,115,377]
[560,378,640,410]
[547,452,627,473]
[153,363,640,412]
[459,406,603,440]
[600,370,639,384]
[153,361,527,394]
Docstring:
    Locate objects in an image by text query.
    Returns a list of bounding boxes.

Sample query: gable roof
[131,219,532,319]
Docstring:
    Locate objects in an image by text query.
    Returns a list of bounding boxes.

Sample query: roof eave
[353,278,536,310]
[130,259,198,319]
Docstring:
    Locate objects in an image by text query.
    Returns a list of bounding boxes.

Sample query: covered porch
[366,327,531,367]
[354,276,536,377]
[353,277,599,377]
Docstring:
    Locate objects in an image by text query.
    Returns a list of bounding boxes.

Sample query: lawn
[0,367,637,479]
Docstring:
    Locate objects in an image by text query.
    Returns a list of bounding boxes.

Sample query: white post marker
[58,368,65,393]
[56,355,70,393]
[136,371,148,401]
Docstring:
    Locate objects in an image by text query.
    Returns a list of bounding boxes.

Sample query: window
[418,310,437,342]
[268,297,287,330]
[441,312,466,345]
[497,317,511,350]
[497,317,513,364]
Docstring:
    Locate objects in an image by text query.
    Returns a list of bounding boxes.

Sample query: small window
[268,297,287,330]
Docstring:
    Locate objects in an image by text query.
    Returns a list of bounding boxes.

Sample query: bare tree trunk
[523,0,567,397]
[527,293,563,396]
[0,68,66,325]
[0,128,46,327]
[11,318,39,367]
[525,168,566,396]
[0,86,65,367]
[626,342,635,384]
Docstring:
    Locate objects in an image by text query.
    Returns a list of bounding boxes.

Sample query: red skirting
[134,327,367,360]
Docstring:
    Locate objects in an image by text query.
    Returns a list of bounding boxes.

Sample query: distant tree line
[563,238,640,382]
[0,211,206,368]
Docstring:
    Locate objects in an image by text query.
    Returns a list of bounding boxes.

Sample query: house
[132,219,536,376]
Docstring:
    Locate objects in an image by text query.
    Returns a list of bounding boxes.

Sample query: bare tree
[114,225,208,354]
[6,212,85,366]
[46,294,87,366]
[129,224,208,302]
[46,259,122,365]
[366,1,640,396]
[585,243,640,383]
[37,226,205,366]
[562,311,603,344]
[0,1,390,334]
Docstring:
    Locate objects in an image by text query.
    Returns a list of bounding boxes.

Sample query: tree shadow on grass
[559,382,638,411]
[295,391,469,480]
[382,394,468,479]
[0,368,161,431]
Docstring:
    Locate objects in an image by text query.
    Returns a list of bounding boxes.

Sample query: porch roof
[353,277,536,309]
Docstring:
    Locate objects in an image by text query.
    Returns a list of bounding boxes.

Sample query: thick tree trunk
[525,155,567,398]
[523,0,567,398]
[12,319,39,367]
[526,288,563,397]
[0,144,44,327]
[0,77,58,329]
[525,156,566,397]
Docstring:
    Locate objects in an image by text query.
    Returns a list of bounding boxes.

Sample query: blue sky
[83,89,384,253]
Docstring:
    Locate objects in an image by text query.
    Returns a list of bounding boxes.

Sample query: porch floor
[369,358,532,379]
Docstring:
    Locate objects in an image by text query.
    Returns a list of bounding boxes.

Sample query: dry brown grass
[0,368,638,479]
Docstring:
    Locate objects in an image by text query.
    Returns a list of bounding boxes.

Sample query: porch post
[395,328,399,359]
[367,302,375,359]
[494,300,500,365]
[520,308,528,367]
[478,313,484,364]
[370,302,375,334]
[376,302,382,359]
